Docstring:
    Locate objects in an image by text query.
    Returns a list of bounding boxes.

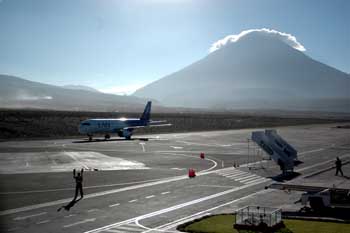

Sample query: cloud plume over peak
[209,28,306,53]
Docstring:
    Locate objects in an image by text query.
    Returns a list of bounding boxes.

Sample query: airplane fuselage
[79,118,148,134]
[78,101,169,140]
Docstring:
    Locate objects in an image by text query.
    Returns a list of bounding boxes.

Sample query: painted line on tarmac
[195,185,235,189]
[109,203,120,208]
[299,148,325,155]
[13,212,47,221]
[159,152,218,173]
[63,218,96,228]
[139,142,146,152]
[0,177,168,195]
[176,140,231,148]
[36,219,50,225]
[64,214,76,218]
[87,209,99,213]
[1,155,337,217]
[145,195,155,199]
[65,151,90,170]
[161,192,171,195]
[141,189,273,232]
[84,179,271,233]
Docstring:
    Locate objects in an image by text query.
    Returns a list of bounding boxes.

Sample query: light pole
[247,138,250,169]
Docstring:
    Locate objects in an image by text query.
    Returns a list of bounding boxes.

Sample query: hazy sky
[0,0,349,94]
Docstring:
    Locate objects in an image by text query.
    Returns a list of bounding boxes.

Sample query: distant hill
[62,85,100,93]
[134,31,350,112]
[0,75,151,112]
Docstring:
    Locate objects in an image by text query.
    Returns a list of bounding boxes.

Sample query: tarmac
[0,123,349,232]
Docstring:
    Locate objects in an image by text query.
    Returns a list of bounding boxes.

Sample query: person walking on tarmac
[73,168,84,200]
[335,157,344,176]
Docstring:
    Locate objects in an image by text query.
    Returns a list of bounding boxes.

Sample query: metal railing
[235,206,282,227]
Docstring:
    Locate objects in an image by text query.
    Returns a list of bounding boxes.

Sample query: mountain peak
[134,29,350,112]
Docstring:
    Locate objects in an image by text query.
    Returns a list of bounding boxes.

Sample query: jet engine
[118,128,133,139]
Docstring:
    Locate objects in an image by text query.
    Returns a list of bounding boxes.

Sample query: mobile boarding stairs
[251,129,300,175]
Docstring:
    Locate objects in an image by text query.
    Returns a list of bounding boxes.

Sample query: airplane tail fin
[140,101,152,122]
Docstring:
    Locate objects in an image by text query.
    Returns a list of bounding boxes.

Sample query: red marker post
[188,168,196,178]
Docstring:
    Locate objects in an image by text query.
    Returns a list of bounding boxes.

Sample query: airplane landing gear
[125,136,131,140]
[105,134,110,140]
[88,134,93,141]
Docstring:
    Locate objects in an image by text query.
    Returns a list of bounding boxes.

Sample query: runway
[0,123,349,233]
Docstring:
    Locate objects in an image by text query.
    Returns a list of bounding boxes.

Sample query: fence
[235,206,282,227]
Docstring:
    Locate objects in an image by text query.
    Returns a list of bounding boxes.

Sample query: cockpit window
[82,122,91,126]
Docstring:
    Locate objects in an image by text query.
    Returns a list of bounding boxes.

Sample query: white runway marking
[113,225,144,232]
[64,214,76,218]
[299,148,325,155]
[176,140,230,148]
[139,142,146,152]
[143,189,273,232]
[170,146,183,149]
[239,176,261,183]
[246,177,269,184]
[161,191,171,195]
[104,223,145,232]
[214,167,268,184]
[65,151,90,170]
[3,155,342,217]
[0,178,166,195]
[63,218,96,228]
[171,167,183,171]
[129,199,138,203]
[226,173,248,179]
[159,152,218,173]
[196,185,234,188]
[87,209,99,213]
[235,174,257,181]
[36,220,50,225]
[145,195,155,199]
[13,212,47,221]
[1,151,148,174]
[84,180,271,233]
[109,203,120,208]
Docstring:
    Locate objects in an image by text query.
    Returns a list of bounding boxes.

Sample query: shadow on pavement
[283,207,350,221]
[269,172,301,182]
[57,198,82,212]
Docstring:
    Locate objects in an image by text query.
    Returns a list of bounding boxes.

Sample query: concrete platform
[0,123,349,232]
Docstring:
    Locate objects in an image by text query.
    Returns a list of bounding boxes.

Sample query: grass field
[180,214,350,233]
[0,109,346,140]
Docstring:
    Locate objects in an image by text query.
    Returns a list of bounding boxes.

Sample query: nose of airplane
[78,123,84,134]
[79,122,88,134]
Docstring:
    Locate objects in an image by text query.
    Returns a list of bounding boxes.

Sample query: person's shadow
[57,198,82,212]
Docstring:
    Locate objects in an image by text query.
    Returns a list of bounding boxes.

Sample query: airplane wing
[149,120,168,124]
[123,123,172,130]
[148,123,172,127]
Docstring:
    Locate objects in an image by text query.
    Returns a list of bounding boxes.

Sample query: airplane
[79,101,170,141]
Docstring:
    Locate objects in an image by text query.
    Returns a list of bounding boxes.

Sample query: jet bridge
[251,129,298,173]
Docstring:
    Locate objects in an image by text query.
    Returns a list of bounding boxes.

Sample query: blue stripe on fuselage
[79,119,148,134]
